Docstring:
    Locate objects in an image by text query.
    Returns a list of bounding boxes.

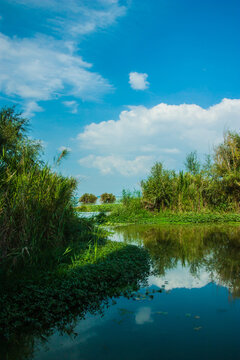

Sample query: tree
[184,151,201,175]
[213,131,240,202]
[141,162,176,211]
[100,193,116,203]
[79,193,97,204]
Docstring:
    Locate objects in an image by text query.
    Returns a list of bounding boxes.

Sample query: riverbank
[0,238,150,341]
[107,211,240,225]
[76,203,121,212]
[76,204,240,225]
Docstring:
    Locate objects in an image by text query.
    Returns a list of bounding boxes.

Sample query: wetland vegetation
[0,107,150,345]
[2,224,240,359]
[1,107,240,359]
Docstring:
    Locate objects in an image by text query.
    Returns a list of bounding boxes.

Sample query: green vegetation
[0,107,82,266]
[0,238,150,341]
[103,131,240,225]
[79,193,98,204]
[141,132,240,212]
[0,107,151,346]
[108,207,240,225]
[100,192,116,203]
[76,203,120,212]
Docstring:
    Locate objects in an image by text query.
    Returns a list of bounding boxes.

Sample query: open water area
[5,224,240,359]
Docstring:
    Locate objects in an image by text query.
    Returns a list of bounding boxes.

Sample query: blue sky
[0,0,240,196]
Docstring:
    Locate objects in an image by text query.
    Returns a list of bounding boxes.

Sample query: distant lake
[7,224,240,359]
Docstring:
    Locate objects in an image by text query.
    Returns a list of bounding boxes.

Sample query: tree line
[141,131,240,212]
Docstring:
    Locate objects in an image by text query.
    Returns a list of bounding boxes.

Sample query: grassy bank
[107,210,240,225]
[76,203,121,212]
[0,237,150,342]
[104,199,240,225]
[76,201,240,225]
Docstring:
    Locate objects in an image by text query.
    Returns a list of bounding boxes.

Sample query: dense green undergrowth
[0,239,150,342]
[0,107,151,351]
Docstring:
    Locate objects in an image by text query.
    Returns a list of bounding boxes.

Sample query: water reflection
[113,224,240,298]
[2,224,240,360]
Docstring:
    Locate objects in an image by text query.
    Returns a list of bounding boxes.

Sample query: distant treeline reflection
[115,225,240,298]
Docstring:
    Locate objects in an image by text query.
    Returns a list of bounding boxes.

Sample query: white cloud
[77,98,240,176]
[0,33,112,103]
[8,0,126,37]
[129,72,149,90]
[22,101,44,118]
[0,0,127,115]
[63,100,78,114]
[79,155,153,176]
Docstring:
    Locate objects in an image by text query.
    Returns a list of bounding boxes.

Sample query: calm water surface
[10,225,240,359]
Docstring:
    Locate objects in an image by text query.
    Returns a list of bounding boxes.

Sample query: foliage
[140,132,240,213]
[184,151,201,175]
[0,107,84,265]
[141,163,177,211]
[76,203,120,212]
[213,131,240,203]
[0,240,150,342]
[107,190,150,224]
[79,193,98,204]
[100,192,116,203]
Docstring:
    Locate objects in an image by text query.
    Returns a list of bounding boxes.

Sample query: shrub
[100,192,116,203]
[79,193,97,204]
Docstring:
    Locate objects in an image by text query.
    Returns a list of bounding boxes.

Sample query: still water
[9,225,240,359]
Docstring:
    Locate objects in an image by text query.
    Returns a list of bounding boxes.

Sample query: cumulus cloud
[77,98,240,176]
[63,100,78,114]
[0,33,112,103]
[129,72,149,90]
[79,155,153,176]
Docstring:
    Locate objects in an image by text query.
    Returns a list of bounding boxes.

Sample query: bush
[79,193,97,204]
[100,192,116,203]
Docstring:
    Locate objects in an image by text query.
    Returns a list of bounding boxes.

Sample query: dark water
[7,225,240,359]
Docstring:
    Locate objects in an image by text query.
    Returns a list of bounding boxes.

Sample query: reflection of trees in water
[1,244,150,360]
[0,301,102,360]
[115,225,240,297]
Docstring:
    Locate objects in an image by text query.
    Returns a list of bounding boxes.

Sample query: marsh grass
[0,107,92,267]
